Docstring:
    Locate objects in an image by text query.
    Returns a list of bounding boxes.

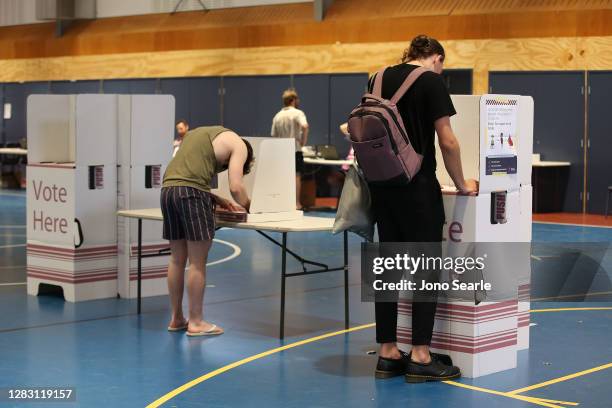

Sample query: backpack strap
[372,68,386,97]
[390,67,427,104]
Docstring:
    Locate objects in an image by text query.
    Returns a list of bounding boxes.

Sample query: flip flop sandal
[167,321,189,332]
[186,324,224,337]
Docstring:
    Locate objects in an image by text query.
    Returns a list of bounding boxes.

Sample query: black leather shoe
[407,351,453,366]
[405,356,461,383]
[431,352,453,366]
[375,351,411,379]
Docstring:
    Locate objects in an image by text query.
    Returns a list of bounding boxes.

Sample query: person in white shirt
[172,119,190,158]
[271,89,309,209]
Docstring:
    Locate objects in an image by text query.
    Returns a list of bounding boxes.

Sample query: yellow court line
[146,323,375,408]
[531,291,612,302]
[508,362,612,395]
[443,381,563,408]
[147,307,612,407]
[529,307,612,313]
[531,397,579,406]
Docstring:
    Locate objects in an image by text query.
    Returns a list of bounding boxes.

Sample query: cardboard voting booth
[26,94,175,302]
[397,95,534,377]
[117,95,175,299]
[26,94,119,301]
[212,137,303,223]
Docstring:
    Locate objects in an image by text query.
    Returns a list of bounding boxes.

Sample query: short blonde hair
[282,89,299,107]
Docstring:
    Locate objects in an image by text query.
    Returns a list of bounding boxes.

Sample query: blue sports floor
[1,189,611,408]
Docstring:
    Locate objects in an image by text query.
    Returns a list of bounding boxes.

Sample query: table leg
[137,218,142,314]
[343,230,349,329]
[280,232,287,340]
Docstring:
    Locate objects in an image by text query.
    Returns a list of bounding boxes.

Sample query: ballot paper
[215,208,248,223]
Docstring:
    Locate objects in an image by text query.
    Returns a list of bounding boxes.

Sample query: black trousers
[370,174,444,346]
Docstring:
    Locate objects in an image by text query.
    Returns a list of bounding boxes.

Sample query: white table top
[440,186,478,196]
[117,208,336,232]
[305,157,570,168]
[303,157,354,167]
[532,161,571,167]
[0,148,27,155]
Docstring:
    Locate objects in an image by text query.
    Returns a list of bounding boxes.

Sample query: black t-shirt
[368,63,456,175]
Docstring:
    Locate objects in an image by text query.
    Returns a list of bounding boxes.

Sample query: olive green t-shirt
[162,126,229,192]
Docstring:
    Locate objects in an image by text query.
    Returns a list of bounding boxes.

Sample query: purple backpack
[347,66,427,184]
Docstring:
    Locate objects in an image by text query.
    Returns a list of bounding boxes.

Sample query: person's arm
[301,124,309,147]
[270,121,276,138]
[227,140,251,211]
[299,112,309,147]
[435,116,478,194]
[172,139,180,157]
[211,193,242,212]
[339,122,349,136]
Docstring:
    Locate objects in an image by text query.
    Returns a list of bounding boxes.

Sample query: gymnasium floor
[1,189,611,408]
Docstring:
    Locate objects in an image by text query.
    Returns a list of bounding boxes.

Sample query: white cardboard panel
[400,96,532,376]
[397,305,518,377]
[27,94,74,163]
[26,165,117,246]
[74,165,117,245]
[517,326,530,350]
[456,347,517,378]
[27,165,117,249]
[27,166,76,246]
[117,95,133,168]
[474,190,521,242]
[129,95,175,166]
[75,94,118,165]
[443,191,523,243]
[117,165,167,299]
[518,96,534,187]
[127,277,167,299]
[436,94,533,193]
[213,137,301,220]
[27,251,117,275]
[519,185,533,242]
[435,95,480,187]
[27,277,117,302]
[442,193,477,242]
[27,94,120,165]
[478,94,522,194]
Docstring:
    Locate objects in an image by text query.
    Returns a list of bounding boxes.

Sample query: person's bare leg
[167,239,188,329]
[410,345,432,364]
[296,174,302,209]
[380,342,402,359]
[186,239,221,333]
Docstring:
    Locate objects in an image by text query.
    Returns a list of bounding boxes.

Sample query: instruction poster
[481,95,519,175]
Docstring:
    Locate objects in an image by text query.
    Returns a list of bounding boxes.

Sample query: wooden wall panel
[452,0,612,15]
[578,36,612,69]
[0,36,599,95]
[2,8,612,60]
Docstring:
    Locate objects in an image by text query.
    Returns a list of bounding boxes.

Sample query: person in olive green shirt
[161,126,254,336]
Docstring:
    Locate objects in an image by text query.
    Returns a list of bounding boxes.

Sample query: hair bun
[403,34,444,63]
[411,35,430,47]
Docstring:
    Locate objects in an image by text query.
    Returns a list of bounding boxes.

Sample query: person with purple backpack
[348,35,478,382]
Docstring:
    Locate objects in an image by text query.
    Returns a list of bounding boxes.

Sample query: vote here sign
[27,165,76,246]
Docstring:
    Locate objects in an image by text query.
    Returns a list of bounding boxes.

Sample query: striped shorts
[160,186,216,241]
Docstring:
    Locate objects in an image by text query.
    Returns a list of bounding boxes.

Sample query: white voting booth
[26,94,175,302]
[397,95,533,378]
[212,137,303,222]
[26,95,119,301]
[117,95,174,299]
